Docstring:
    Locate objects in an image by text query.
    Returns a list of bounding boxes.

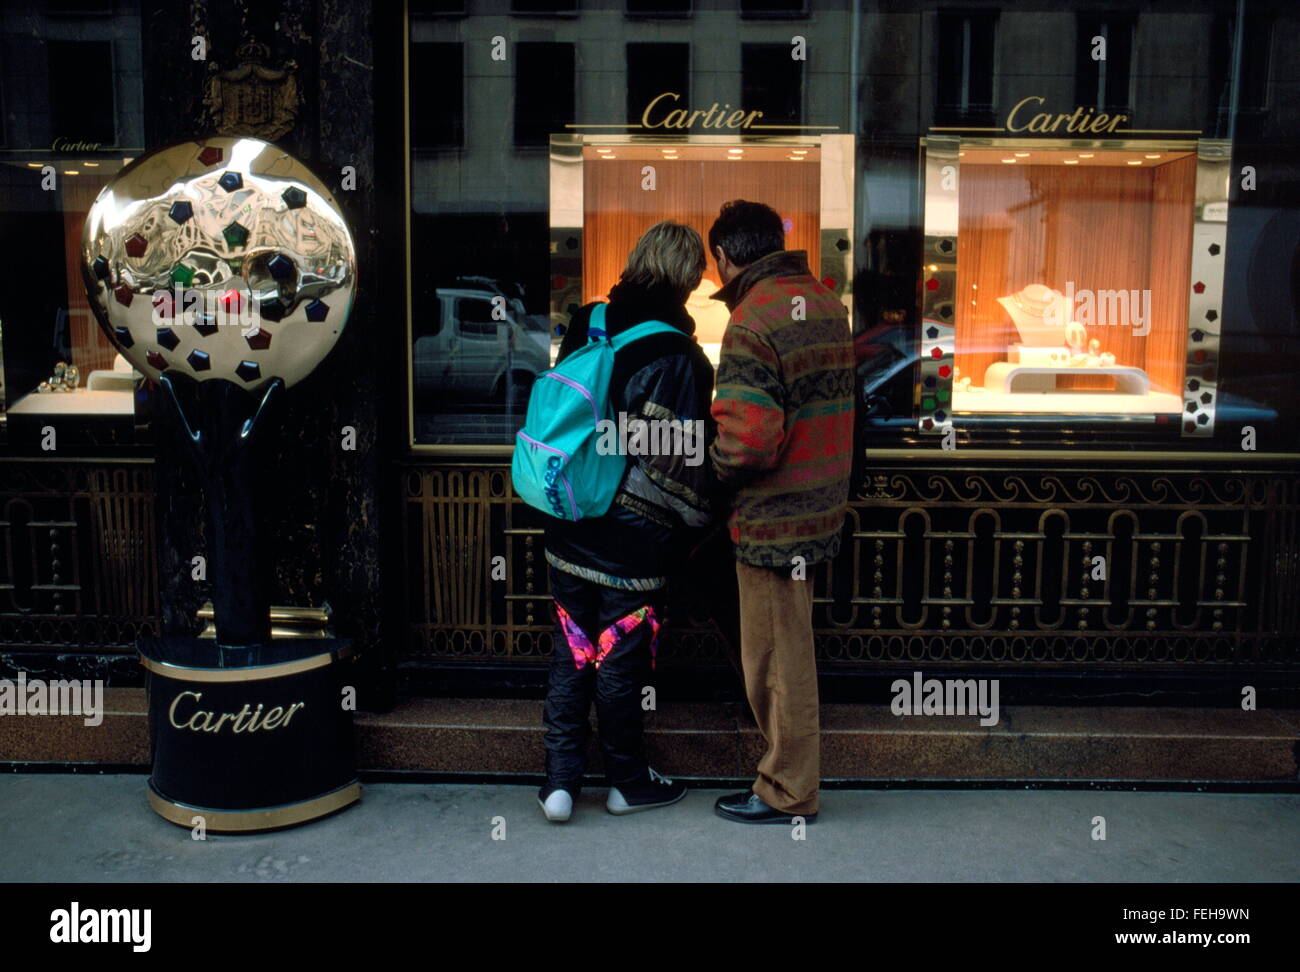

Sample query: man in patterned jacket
[706,200,855,825]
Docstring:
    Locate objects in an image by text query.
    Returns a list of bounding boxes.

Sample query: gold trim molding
[140,644,353,683]
[148,782,361,832]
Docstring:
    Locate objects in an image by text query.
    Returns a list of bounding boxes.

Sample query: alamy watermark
[0,673,104,726]
[595,412,705,467]
[1062,281,1151,337]
[891,671,1000,726]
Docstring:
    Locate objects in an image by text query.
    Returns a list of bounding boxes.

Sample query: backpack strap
[587,301,607,341]
[609,319,682,350]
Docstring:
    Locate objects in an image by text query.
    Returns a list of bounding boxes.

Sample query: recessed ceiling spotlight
[26,162,42,168]
[1001,158,1017,163]
[1079,153,1094,158]
[1126,160,1143,165]
[727,149,744,155]
[63,170,79,175]
[1014,152,1030,157]
[1063,159,1080,165]
[1144,154,1161,159]
[791,149,808,155]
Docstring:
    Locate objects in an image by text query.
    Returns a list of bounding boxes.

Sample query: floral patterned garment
[555,604,662,671]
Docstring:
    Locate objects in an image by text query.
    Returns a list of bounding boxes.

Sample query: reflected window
[411,42,464,148]
[515,43,575,147]
[935,11,997,126]
[742,43,803,126]
[1075,14,1134,113]
[628,43,689,123]
[48,40,116,145]
[626,0,691,17]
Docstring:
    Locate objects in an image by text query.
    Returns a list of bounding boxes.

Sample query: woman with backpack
[537,221,717,822]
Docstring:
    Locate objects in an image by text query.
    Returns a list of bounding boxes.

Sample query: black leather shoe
[713,791,817,824]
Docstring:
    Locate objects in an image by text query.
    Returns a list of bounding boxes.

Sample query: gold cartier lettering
[1005,95,1128,134]
[166,690,306,735]
[51,137,104,153]
[641,92,764,130]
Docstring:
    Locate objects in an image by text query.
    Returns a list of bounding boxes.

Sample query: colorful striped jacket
[708,249,855,567]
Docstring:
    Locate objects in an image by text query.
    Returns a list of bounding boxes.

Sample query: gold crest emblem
[203,42,301,140]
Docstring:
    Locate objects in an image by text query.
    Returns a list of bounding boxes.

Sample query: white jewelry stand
[983,361,1151,396]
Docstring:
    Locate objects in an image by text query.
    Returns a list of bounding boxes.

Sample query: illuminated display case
[917,135,1237,440]
[0,155,148,448]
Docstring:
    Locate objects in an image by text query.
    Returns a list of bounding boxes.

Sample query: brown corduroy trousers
[736,562,820,815]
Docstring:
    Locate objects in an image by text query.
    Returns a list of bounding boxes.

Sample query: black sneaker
[605,767,687,815]
[537,784,577,822]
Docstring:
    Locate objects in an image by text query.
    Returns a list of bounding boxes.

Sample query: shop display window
[0,156,146,440]
[918,136,1236,439]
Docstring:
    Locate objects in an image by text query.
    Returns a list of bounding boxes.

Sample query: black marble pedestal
[139,637,360,832]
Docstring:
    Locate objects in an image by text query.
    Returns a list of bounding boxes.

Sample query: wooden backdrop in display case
[953,147,1195,407]
[581,143,821,346]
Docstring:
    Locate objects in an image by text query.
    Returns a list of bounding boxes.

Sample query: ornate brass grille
[0,459,161,652]
[403,460,1300,669]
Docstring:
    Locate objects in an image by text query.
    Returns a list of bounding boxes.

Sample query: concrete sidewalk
[1,774,1296,882]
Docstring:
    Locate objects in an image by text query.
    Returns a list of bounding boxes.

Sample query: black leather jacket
[543,280,718,592]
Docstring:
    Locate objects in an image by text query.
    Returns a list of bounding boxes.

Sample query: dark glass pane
[1075,15,1134,111]
[935,11,996,124]
[626,0,691,15]
[627,43,689,123]
[47,40,115,145]
[42,0,113,13]
[409,0,466,13]
[514,43,574,146]
[740,0,806,17]
[742,43,802,126]
[411,43,464,147]
[511,0,578,13]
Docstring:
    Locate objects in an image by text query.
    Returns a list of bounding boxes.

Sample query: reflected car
[413,285,550,410]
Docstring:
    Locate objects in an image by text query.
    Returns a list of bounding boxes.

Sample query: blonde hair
[620,221,707,299]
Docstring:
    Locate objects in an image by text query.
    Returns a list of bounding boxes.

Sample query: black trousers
[543,566,664,789]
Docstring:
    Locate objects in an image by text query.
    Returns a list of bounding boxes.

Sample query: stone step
[2,689,1297,783]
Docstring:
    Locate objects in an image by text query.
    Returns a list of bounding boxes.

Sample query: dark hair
[707,200,785,268]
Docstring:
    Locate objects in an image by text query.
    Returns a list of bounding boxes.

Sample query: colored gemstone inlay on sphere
[92,255,110,280]
[125,233,148,258]
[930,346,942,359]
[267,254,294,281]
[187,350,211,371]
[113,326,133,348]
[169,201,194,224]
[257,297,286,322]
[197,146,223,167]
[281,186,307,209]
[155,327,180,351]
[245,328,272,351]
[223,221,249,248]
[305,299,329,322]
[219,289,242,314]
[938,365,951,378]
[926,278,939,291]
[1192,281,1206,294]
[218,171,244,193]
[113,285,133,307]
[171,263,195,285]
[235,360,261,382]
[146,351,167,370]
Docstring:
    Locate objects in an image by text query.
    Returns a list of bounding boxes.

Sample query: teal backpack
[511,303,678,521]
